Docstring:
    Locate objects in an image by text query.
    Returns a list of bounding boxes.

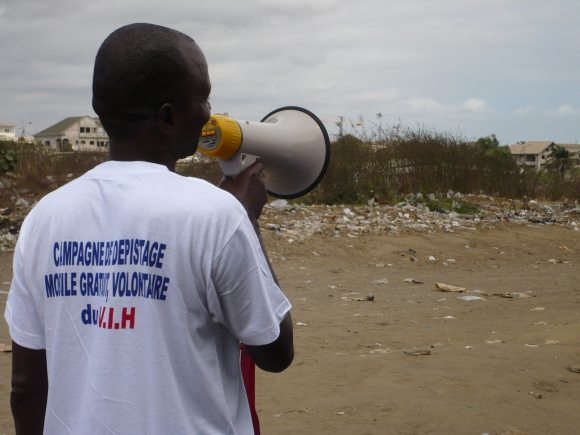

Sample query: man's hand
[219,162,267,222]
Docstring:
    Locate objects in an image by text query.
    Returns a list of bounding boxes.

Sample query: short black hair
[92,23,193,138]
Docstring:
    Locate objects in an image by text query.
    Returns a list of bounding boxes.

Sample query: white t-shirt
[5,160,291,435]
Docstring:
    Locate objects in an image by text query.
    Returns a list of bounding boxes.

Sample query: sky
[0,0,579,144]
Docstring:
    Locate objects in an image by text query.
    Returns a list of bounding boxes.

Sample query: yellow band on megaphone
[197,114,242,159]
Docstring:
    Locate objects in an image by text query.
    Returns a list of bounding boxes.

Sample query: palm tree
[547,145,572,180]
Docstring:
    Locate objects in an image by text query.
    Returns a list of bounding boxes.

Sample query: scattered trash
[497,293,534,299]
[370,348,391,354]
[345,294,374,301]
[457,295,485,301]
[371,278,389,285]
[15,198,29,207]
[404,349,431,356]
[296,322,308,326]
[484,339,503,344]
[333,411,345,415]
[403,278,423,284]
[559,245,572,251]
[533,321,549,325]
[408,248,416,254]
[568,365,580,374]
[0,343,12,352]
[47,193,580,242]
[524,344,539,347]
[530,307,545,311]
[545,340,560,345]
[499,429,530,435]
[428,256,436,261]
[465,346,473,349]
[273,414,283,418]
[436,282,468,293]
[548,258,571,264]
[270,199,291,210]
[375,262,385,268]
[446,259,456,262]
[443,316,455,319]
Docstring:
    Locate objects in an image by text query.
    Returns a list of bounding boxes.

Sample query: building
[509,141,555,169]
[557,143,580,163]
[34,116,109,151]
[0,122,16,140]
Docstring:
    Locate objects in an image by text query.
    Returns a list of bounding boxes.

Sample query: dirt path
[256,224,580,435]
[0,224,578,434]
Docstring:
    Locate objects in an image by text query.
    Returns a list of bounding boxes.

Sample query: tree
[547,145,572,180]
[476,134,500,150]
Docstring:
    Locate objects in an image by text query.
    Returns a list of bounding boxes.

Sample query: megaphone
[197,106,330,199]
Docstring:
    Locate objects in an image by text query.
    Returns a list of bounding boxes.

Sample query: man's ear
[157,103,174,135]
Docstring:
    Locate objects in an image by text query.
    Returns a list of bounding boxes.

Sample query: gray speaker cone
[255,106,331,199]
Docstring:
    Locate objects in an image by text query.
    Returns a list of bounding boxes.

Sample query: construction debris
[258,196,580,243]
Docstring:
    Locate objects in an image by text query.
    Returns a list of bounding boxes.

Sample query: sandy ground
[0,224,578,434]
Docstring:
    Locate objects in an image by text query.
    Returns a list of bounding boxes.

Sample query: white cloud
[556,104,575,114]
[0,0,579,143]
[404,97,443,112]
[515,106,535,115]
[462,98,487,113]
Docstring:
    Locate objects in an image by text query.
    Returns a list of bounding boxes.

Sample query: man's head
[93,23,211,161]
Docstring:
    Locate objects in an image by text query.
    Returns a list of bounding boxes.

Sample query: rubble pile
[0,183,579,251]
[260,192,580,242]
[0,173,36,251]
[0,206,28,252]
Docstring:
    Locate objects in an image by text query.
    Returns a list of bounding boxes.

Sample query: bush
[301,123,580,204]
[0,149,18,173]
[2,124,580,207]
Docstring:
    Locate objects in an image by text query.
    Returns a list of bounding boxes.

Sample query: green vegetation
[547,145,573,180]
[421,198,479,215]
[0,140,107,196]
[476,133,500,150]
[0,149,18,173]
[1,125,580,207]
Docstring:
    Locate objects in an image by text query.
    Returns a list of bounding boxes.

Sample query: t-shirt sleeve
[207,217,291,346]
[4,233,46,350]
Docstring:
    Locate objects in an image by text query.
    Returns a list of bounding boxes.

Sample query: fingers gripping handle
[218,154,259,178]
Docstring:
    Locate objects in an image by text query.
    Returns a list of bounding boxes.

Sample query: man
[6,23,293,435]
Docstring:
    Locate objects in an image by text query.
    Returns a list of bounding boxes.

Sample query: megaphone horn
[197,106,330,199]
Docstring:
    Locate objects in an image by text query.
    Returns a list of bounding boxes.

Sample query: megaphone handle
[218,154,259,178]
